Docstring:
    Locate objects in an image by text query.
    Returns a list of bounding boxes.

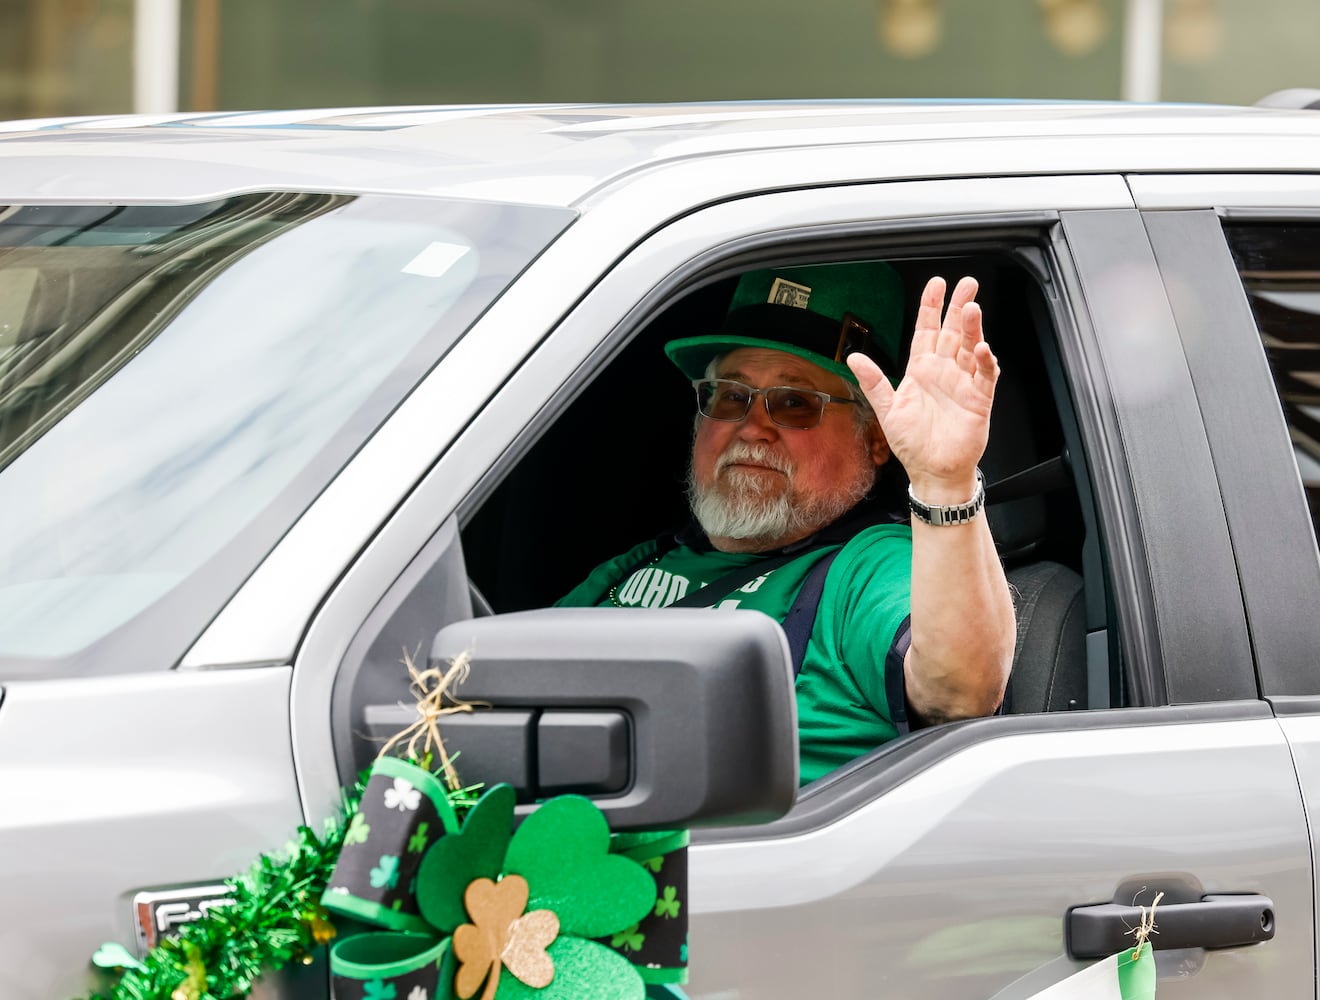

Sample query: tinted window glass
[0,194,573,675]
[1225,222,1320,541]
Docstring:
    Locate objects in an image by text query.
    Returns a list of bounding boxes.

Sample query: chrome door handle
[1067,894,1274,958]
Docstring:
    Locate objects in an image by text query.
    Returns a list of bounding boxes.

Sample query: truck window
[1224,222,1320,541]
[0,195,573,678]
[463,249,1099,731]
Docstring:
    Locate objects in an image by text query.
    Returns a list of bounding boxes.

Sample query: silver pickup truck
[3,97,1320,999]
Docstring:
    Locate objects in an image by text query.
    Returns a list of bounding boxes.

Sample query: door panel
[291,174,1296,1000]
[1276,711,1320,1000]
[0,668,303,1000]
[1143,190,1320,1000]
[689,714,1311,998]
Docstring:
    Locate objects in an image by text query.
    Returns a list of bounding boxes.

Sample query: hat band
[719,304,890,371]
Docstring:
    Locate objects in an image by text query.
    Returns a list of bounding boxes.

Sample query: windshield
[0,194,573,676]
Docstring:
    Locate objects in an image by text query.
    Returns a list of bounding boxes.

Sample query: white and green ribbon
[1025,946,1155,1000]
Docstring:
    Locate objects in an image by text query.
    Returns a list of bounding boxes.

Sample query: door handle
[1067,894,1274,959]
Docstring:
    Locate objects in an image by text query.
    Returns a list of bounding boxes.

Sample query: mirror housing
[412,607,798,830]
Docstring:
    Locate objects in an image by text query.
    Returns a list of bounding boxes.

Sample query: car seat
[981,359,1087,714]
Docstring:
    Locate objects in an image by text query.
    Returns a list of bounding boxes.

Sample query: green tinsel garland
[84,652,482,1000]
[81,778,481,1000]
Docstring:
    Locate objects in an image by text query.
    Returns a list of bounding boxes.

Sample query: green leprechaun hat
[664,260,904,385]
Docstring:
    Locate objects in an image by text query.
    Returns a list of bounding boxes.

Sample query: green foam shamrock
[416,783,655,1000]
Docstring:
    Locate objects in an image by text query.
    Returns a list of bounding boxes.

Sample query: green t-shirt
[556,524,913,784]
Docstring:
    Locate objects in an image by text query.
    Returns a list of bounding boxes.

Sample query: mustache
[715,442,795,477]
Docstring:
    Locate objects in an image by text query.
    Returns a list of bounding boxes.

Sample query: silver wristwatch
[908,468,986,526]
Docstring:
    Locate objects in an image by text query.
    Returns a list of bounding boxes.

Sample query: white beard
[688,439,876,547]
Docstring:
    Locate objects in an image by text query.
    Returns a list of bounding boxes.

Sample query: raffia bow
[375,649,486,793]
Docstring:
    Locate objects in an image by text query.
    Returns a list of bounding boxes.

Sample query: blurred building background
[0,0,1313,120]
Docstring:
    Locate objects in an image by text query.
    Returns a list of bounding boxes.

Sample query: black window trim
[1058,208,1255,708]
[1158,207,1320,698]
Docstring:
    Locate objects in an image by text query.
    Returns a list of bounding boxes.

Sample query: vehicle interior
[461,247,1107,724]
[331,235,1127,803]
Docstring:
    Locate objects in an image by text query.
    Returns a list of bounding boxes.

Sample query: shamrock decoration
[385,778,422,812]
[322,756,460,935]
[91,942,144,973]
[325,776,687,1000]
[345,813,372,846]
[654,887,681,920]
[370,855,401,890]
[415,784,656,1000]
[452,876,558,999]
[610,925,645,953]
[408,822,431,854]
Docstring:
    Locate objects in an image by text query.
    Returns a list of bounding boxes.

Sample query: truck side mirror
[361,608,799,831]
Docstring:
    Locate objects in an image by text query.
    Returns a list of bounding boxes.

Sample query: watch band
[908,468,986,526]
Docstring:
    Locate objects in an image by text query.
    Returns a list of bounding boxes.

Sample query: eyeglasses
[692,378,858,429]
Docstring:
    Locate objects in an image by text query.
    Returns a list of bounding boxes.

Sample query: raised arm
[848,275,1015,725]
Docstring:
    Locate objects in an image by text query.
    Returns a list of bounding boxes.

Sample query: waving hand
[847,275,998,499]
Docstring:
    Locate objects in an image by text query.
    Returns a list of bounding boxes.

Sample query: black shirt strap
[783,548,843,676]
[884,614,914,735]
